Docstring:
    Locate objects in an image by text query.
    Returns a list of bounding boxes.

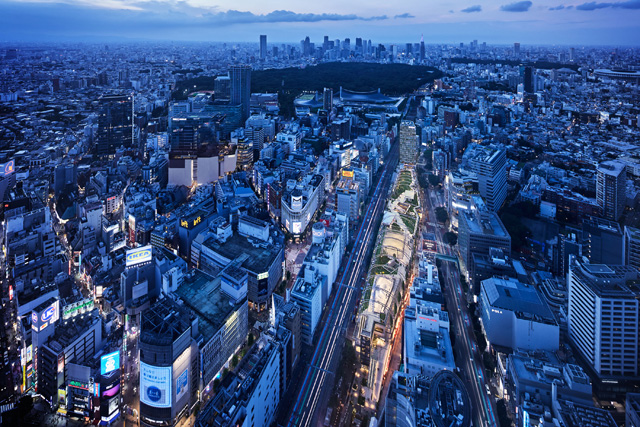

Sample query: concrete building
[336,178,361,221]
[404,262,455,377]
[230,65,251,122]
[458,196,511,273]
[568,258,640,379]
[191,221,284,311]
[399,120,418,165]
[195,340,281,427]
[139,298,198,427]
[625,226,640,272]
[480,277,559,351]
[582,216,625,265]
[626,393,640,427]
[281,174,325,238]
[597,160,626,221]
[290,265,326,345]
[173,267,248,392]
[462,144,507,212]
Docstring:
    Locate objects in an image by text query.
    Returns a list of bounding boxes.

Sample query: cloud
[461,5,482,12]
[500,1,533,11]
[207,9,389,24]
[394,13,415,18]
[548,4,565,10]
[576,0,640,9]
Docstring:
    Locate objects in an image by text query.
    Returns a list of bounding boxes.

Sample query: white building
[290,265,326,345]
[568,258,640,378]
[281,174,325,237]
[480,277,559,351]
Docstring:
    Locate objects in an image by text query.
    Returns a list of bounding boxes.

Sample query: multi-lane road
[424,187,497,427]
[284,140,399,427]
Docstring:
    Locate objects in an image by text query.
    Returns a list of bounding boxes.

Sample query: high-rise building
[597,160,626,221]
[463,143,508,212]
[514,42,521,57]
[230,65,251,122]
[568,258,640,379]
[520,65,534,93]
[625,226,640,272]
[259,34,267,60]
[95,94,133,157]
[420,34,425,61]
[399,120,418,164]
[322,87,333,111]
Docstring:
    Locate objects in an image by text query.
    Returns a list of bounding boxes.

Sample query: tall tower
[463,144,507,212]
[597,161,626,221]
[399,121,418,165]
[420,34,425,61]
[230,65,252,122]
[322,88,333,111]
[514,42,521,57]
[519,65,534,93]
[95,94,133,157]
[259,35,267,60]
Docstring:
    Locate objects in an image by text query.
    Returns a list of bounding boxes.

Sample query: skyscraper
[399,120,418,164]
[514,42,521,57]
[230,65,251,122]
[597,160,626,221]
[322,88,333,111]
[259,34,267,60]
[519,65,534,93]
[568,258,640,379]
[463,144,508,212]
[95,94,133,157]
[419,34,425,61]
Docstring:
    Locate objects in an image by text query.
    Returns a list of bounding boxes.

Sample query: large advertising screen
[0,160,15,177]
[175,368,188,402]
[140,362,171,408]
[126,245,152,267]
[101,351,120,375]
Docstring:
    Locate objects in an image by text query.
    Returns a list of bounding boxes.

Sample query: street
[284,140,399,427]
[423,185,497,427]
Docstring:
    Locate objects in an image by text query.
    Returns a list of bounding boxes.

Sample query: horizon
[1,0,640,46]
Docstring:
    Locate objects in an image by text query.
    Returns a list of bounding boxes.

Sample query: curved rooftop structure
[339,87,398,104]
[594,69,640,82]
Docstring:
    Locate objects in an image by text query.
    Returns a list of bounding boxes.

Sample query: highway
[423,187,497,427]
[285,140,399,427]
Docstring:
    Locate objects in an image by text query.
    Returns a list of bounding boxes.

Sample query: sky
[0,0,639,45]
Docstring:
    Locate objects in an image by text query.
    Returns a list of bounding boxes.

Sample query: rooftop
[203,232,282,274]
[174,269,240,342]
[482,277,556,323]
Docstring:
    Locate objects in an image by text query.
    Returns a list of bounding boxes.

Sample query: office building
[191,218,284,310]
[625,226,640,272]
[290,265,326,345]
[174,267,248,392]
[259,35,267,60]
[458,196,511,272]
[480,277,559,351]
[597,160,626,221]
[195,340,281,427]
[582,217,625,265]
[322,87,333,111]
[230,65,252,122]
[95,94,133,158]
[336,178,361,221]
[514,42,521,57]
[627,393,640,427]
[463,144,507,212]
[399,120,418,164]
[139,298,198,427]
[520,65,534,93]
[568,258,640,379]
[404,263,455,377]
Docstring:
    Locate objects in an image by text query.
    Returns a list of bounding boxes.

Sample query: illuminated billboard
[126,245,152,267]
[101,351,120,375]
[32,300,60,331]
[175,368,188,402]
[292,221,302,234]
[140,363,171,408]
[0,160,15,177]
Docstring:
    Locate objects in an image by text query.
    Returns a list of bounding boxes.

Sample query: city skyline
[1,0,640,45]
